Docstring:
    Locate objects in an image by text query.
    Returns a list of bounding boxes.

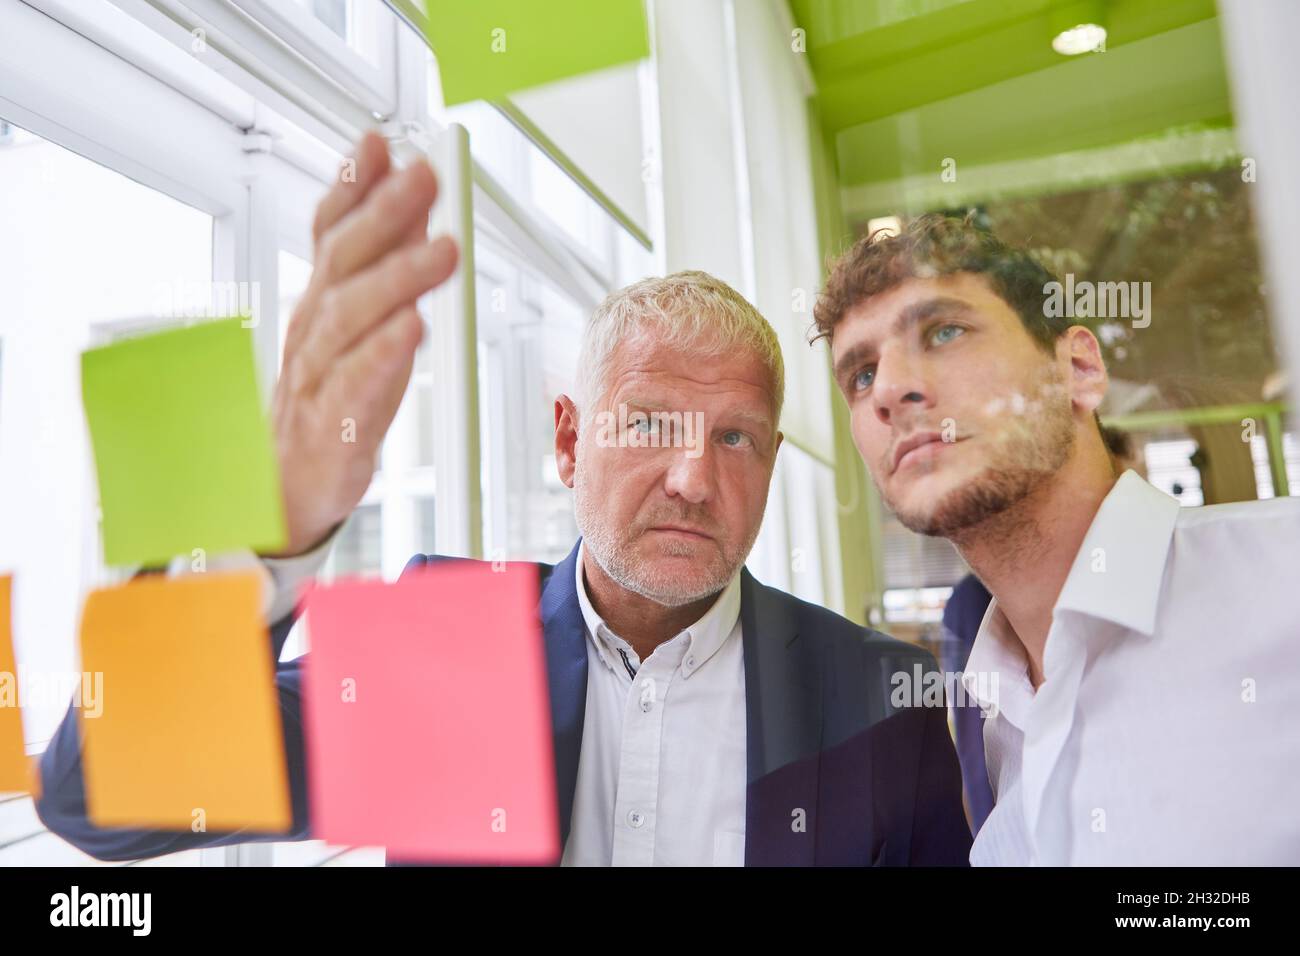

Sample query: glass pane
[452,92,653,566]
[0,122,213,867]
[281,239,434,583]
[278,249,313,368]
[813,4,1297,641]
[415,382,434,468]
[292,0,347,40]
[283,0,383,67]
[329,502,383,578]
[476,235,584,564]
[416,494,437,555]
[442,99,654,286]
[1143,435,1204,506]
[0,122,212,747]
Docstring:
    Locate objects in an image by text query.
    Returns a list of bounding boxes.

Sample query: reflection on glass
[476,235,584,565]
[810,4,1296,648]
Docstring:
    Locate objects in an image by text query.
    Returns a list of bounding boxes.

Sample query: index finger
[311,131,392,250]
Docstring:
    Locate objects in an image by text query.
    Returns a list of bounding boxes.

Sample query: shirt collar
[574,539,741,679]
[963,599,1034,728]
[1054,469,1181,636]
[961,470,1180,724]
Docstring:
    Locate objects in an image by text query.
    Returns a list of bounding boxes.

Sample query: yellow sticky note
[79,571,290,831]
[0,575,30,794]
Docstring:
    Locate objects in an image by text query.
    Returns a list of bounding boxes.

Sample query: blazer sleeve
[33,611,313,862]
[907,696,974,866]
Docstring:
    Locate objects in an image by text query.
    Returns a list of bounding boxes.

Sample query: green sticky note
[81,318,286,566]
[425,0,649,106]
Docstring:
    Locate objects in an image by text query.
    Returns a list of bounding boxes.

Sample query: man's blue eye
[932,324,963,345]
[853,368,875,391]
[721,431,752,448]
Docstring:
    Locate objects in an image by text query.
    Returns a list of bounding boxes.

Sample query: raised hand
[269,131,459,555]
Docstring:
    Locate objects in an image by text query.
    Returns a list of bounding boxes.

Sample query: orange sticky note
[303,562,558,864]
[79,571,291,831]
[0,575,30,794]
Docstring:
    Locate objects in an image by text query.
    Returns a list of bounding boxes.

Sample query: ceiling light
[1050,1,1107,56]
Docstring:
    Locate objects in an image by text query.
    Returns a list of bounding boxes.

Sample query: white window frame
[229,0,398,114]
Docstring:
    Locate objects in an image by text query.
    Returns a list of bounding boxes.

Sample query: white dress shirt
[560,542,748,866]
[964,470,1300,865]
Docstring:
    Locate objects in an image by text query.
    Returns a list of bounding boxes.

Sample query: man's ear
[1064,325,1108,416]
[555,394,579,489]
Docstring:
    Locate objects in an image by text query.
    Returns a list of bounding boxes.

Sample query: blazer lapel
[538,540,589,855]
[740,570,823,865]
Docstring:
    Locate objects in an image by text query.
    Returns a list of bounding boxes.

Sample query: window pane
[0,122,212,747]
[292,0,347,40]
[282,240,437,578]
[831,10,1297,641]
[329,502,383,578]
[283,0,383,67]
[0,122,213,867]
[278,249,313,366]
[476,236,584,564]
[417,494,437,555]
[415,382,435,468]
[445,99,654,287]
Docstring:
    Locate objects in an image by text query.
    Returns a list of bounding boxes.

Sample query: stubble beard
[573,468,754,608]
[886,374,1077,540]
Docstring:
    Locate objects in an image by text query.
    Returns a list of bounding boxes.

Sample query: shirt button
[640,698,653,713]
[686,655,696,668]
[627,810,645,829]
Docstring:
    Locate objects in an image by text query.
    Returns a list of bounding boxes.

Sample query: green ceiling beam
[834,18,1231,188]
[789,0,980,46]
[798,0,1053,75]
[840,125,1240,221]
[795,0,1218,132]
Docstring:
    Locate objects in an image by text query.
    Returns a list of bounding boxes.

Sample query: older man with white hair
[36,134,971,866]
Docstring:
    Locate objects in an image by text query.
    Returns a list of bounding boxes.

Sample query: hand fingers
[285,133,391,365]
[284,155,438,373]
[326,305,425,439]
[312,131,391,250]
[293,235,458,392]
[402,204,430,246]
[313,160,439,289]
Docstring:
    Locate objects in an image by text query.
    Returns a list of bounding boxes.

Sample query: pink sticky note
[302,562,558,864]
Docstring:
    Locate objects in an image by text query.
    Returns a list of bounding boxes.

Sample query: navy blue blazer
[35,540,972,865]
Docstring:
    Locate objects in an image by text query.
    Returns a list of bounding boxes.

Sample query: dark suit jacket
[34,540,972,865]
